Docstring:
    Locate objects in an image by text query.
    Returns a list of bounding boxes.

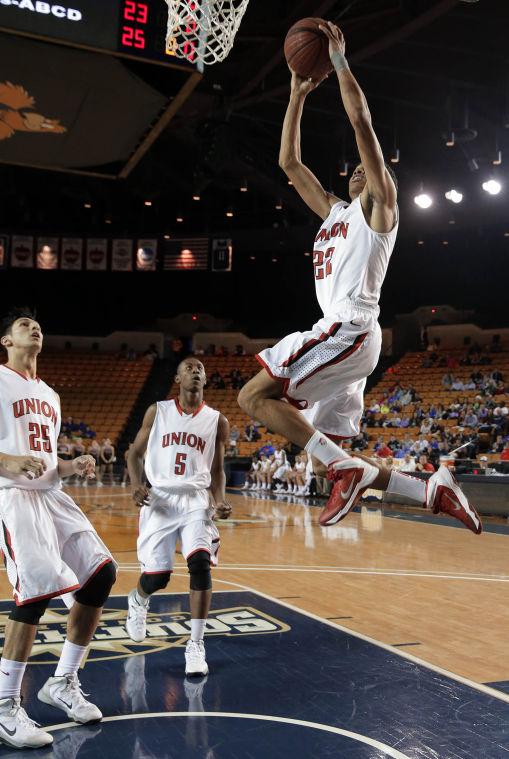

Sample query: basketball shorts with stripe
[0,487,115,606]
[257,313,381,440]
[137,488,220,573]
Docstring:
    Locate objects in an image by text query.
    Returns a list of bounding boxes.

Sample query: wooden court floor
[1,485,507,689]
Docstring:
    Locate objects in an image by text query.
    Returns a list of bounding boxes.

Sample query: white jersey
[273,449,287,467]
[313,196,398,318]
[145,400,219,493]
[0,365,61,490]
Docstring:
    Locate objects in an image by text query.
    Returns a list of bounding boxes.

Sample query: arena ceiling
[0,0,507,241]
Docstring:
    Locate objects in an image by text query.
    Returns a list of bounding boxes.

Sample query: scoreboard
[0,0,198,68]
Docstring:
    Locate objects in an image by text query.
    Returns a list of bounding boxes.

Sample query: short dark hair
[384,162,398,192]
[0,306,37,340]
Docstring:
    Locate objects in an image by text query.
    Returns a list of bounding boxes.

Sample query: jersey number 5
[28,422,52,453]
[313,248,334,280]
[174,452,187,475]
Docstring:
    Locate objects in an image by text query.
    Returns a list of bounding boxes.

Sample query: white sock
[386,471,426,505]
[0,659,26,700]
[55,640,87,677]
[135,589,150,606]
[305,430,349,466]
[190,619,206,643]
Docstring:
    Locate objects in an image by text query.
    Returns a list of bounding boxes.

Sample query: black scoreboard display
[0,0,196,69]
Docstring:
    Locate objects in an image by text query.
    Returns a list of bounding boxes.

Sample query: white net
[165,0,250,67]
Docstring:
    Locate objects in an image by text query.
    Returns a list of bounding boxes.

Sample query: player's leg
[181,516,219,677]
[0,603,54,748]
[38,526,117,724]
[308,383,482,533]
[126,497,176,643]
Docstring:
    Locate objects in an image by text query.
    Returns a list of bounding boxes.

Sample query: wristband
[331,51,349,73]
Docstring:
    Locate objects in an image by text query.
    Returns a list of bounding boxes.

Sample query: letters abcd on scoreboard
[0,0,196,69]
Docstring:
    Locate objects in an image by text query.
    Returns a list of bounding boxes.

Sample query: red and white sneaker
[319,459,378,526]
[426,465,482,534]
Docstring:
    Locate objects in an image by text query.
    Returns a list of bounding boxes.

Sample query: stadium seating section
[1,353,152,444]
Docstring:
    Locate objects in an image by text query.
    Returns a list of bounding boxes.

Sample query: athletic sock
[135,589,150,606]
[386,471,427,506]
[55,640,87,677]
[0,659,26,700]
[190,619,206,643]
[305,430,349,466]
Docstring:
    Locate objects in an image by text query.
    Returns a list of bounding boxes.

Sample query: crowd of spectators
[57,417,118,485]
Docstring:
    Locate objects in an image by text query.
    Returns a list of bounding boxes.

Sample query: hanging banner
[61,238,83,270]
[111,239,133,272]
[136,239,157,271]
[86,239,108,271]
[36,237,59,270]
[11,236,34,268]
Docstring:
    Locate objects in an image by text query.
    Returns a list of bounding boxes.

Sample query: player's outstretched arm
[128,403,156,507]
[209,414,232,520]
[279,70,340,220]
[320,22,396,228]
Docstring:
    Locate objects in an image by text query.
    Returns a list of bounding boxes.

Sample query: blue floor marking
[0,591,507,758]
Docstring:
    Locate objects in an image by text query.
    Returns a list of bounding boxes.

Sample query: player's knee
[75,560,117,608]
[9,598,49,625]
[139,571,172,595]
[187,550,211,591]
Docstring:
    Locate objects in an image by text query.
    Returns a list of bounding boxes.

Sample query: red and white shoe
[319,459,378,526]
[426,465,482,534]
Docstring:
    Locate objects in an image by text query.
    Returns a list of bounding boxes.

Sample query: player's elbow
[279,155,298,173]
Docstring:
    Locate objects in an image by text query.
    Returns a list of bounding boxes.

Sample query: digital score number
[119,0,198,64]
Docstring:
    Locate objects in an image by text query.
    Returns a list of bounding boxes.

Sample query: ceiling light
[339,162,348,177]
[482,179,501,195]
[493,150,502,166]
[226,208,234,217]
[390,148,400,164]
[417,240,424,245]
[442,240,449,246]
[287,179,293,186]
[176,216,184,222]
[84,202,91,209]
[414,193,432,209]
[240,179,248,192]
[445,131,455,147]
[275,199,283,210]
[192,193,200,201]
[445,189,463,204]
[144,200,152,207]
[164,234,170,240]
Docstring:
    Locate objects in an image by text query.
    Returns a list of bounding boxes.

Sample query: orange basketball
[284,17,333,81]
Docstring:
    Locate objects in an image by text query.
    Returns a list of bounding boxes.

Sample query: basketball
[284,17,333,81]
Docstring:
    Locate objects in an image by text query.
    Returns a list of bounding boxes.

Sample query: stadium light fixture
[445,131,455,147]
[275,199,283,210]
[144,200,152,207]
[339,162,349,177]
[445,189,463,204]
[390,148,400,164]
[414,193,433,209]
[493,150,502,166]
[240,179,248,193]
[176,216,184,223]
[192,193,200,201]
[482,179,501,195]
[226,208,234,218]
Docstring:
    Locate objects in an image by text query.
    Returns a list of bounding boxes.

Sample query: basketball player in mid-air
[239,22,482,534]
[126,357,231,676]
[0,308,117,750]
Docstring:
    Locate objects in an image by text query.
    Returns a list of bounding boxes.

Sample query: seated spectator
[450,377,465,391]
[244,422,261,442]
[143,343,159,360]
[217,345,229,356]
[442,373,454,388]
[259,439,275,457]
[61,416,75,436]
[420,418,433,435]
[500,443,509,461]
[494,401,508,418]
[210,371,226,389]
[399,453,417,472]
[227,425,241,456]
[234,344,246,356]
[462,407,479,428]
[379,402,390,415]
[351,432,368,452]
[230,369,244,390]
[57,434,73,461]
[415,454,435,473]
[375,441,393,458]
[83,425,96,439]
[241,456,261,490]
[75,419,87,436]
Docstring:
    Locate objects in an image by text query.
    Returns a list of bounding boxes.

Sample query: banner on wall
[61,238,83,270]
[11,236,34,268]
[136,239,158,271]
[86,239,108,271]
[111,239,133,272]
[36,237,59,270]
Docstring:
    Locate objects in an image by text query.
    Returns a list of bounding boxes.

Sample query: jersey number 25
[28,422,52,453]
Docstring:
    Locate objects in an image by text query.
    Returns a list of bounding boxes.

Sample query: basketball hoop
[165,0,250,67]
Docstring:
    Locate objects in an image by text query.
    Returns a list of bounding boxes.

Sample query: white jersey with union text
[145,399,219,493]
[0,365,61,490]
[313,196,398,318]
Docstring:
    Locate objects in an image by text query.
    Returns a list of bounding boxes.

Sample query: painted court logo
[0,605,289,664]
